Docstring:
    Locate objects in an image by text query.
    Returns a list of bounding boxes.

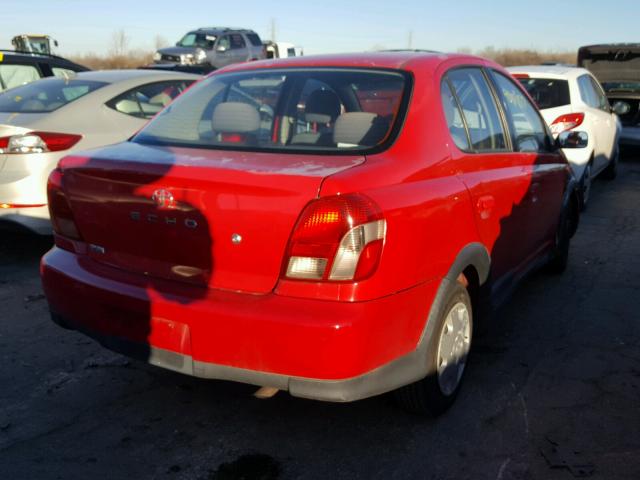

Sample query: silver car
[153,27,265,69]
[0,69,200,234]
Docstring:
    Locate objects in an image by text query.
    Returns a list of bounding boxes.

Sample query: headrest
[304,89,341,124]
[333,112,388,146]
[212,102,260,133]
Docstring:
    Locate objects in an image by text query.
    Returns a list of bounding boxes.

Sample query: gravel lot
[1,158,639,480]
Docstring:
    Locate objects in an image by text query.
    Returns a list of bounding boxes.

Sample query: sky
[2,0,639,56]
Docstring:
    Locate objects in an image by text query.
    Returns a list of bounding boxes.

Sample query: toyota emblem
[151,189,175,209]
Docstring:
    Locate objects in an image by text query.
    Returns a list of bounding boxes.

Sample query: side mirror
[557,131,588,149]
[54,40,59,47]
[612,101,631,116]
[216,45,227,53]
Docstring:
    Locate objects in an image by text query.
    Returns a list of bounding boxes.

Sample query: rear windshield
[516,77,571,110]
[0,78,106,113]
[133,68,410,154]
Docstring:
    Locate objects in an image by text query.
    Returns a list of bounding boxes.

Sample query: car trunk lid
[578,45,640,83]
[58,142,365,294]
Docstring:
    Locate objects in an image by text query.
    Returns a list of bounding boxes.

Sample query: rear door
[442,67,533,281]
[230,33,248,63]
[588,74,617,165]
[577,74,612,172]
[489,70,567,257]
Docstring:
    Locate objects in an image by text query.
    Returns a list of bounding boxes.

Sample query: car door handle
[476,195,495,220]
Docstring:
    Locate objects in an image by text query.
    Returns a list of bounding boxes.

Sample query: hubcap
[436,302,471,396]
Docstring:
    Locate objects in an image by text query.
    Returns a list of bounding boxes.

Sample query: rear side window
[445,68,507,152]
[246,33,262,47]
[0,64,40,91]
[491,72,551,153]
[578,75,600,109]
[588,76,610,112]
[133,68,409,154]
[516,77,570,110]
[0,78,106,112]
[441,81,470,150]
[107,80,193,119]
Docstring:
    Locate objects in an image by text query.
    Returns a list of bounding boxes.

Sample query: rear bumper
[0,151,63,234]
[41,247,438,402]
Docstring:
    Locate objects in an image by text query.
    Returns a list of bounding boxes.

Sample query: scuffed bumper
[41,247,438,402]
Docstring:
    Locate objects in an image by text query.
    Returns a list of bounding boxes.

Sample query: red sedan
[41,52,583,415]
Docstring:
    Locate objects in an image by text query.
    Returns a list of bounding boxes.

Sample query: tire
[546,202,574,274]
[602,147,618,180]
[394,282,472,416]
[580,163,592,211]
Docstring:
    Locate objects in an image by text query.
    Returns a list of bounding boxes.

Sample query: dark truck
[579,44,640,148]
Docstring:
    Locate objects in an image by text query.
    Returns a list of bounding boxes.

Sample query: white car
[508,65,621,208]
[0,70,200,234]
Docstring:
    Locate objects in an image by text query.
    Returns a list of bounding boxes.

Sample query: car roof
[506,65,591,79]
[217,51,494,74]
[191,27,257,35]
[70,69,201,84]
[0,49,88,70]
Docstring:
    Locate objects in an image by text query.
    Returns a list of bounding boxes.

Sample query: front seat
[290,89,341,145]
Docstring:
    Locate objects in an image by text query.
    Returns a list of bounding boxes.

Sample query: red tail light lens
[0,131,81,154]
[284,194,386,282]
[550,113,585,136]
[47,169,82,241]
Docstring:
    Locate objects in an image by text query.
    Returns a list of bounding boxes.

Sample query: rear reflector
[47,169,82,241]
[0,203,46,209]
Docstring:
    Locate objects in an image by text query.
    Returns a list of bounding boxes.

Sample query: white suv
[508,65,621,208]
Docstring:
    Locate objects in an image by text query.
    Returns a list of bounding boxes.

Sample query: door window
[107,80,194,119]
[217,36,231,50]
[491,72,551,153]
[230,34,246,49]
[0,64,40,91]
[446,68,507,152]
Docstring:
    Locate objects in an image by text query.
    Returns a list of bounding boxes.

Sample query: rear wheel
[602,147,618,180]
[547,201,575,274]
[394,282,472,416]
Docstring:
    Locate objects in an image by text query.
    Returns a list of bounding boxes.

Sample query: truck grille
[161,54,181,63]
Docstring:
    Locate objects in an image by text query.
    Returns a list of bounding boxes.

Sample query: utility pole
[270,18,276,42]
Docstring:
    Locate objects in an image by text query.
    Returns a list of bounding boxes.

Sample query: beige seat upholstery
[333,112,389,147]
[211,102,260,144]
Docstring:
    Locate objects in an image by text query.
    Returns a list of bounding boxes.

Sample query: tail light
[0,131,81,154]
[47,169,82,241]
[283,194,386,282]
[550,113,585,136]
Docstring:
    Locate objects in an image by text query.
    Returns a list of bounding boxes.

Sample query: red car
[41,52,582,415]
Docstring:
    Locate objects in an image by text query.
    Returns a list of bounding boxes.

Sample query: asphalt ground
[0,157,639,480]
